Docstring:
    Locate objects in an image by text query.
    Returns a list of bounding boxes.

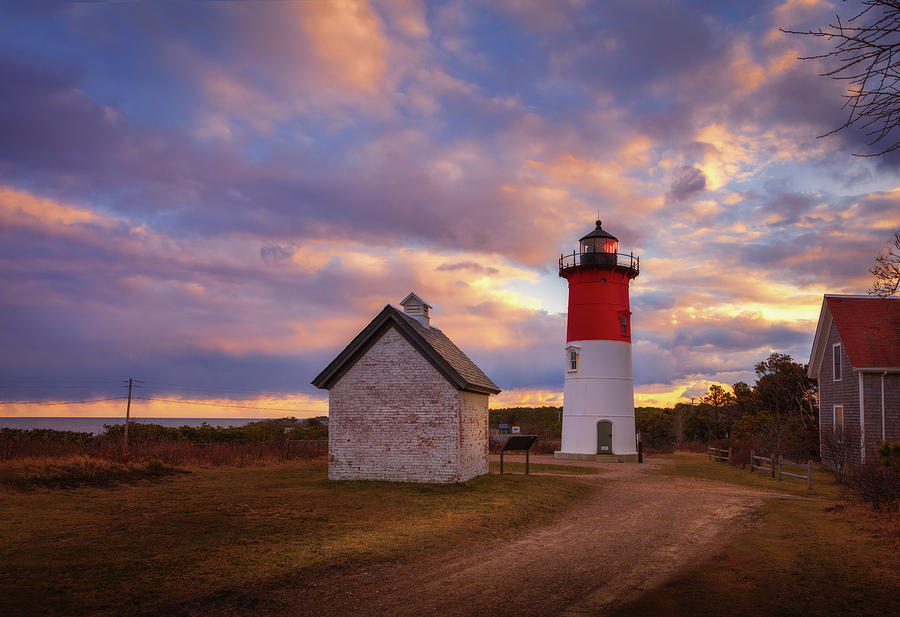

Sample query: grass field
[0,459,595,617]
[610,453,900,617]
[654,452,843,499]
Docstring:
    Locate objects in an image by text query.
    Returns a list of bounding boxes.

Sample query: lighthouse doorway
[596,421,613,454]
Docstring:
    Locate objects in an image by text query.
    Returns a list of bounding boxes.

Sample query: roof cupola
[400,292,432,326]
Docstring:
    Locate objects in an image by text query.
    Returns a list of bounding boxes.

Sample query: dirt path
[288,456,778,617]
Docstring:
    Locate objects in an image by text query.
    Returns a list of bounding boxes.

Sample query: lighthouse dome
[579,220,618,254]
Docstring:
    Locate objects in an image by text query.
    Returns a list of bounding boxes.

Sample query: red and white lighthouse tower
[556,220,640,461]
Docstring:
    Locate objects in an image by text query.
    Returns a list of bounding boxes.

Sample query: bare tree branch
[869,229,900,296]
[782,1,900,156]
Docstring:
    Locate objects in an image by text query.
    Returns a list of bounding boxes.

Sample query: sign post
[500,435,538,475]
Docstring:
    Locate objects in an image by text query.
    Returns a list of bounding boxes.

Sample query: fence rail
[750,449,813,490]
[750,451,775,476]
[708,446,731,463]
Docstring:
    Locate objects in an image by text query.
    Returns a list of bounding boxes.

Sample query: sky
[1,0,899,419]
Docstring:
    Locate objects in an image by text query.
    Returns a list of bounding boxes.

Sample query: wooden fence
[707,446,731,463]
[750,449,813,490]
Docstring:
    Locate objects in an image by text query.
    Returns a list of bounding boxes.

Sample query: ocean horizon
[0,417,287,435]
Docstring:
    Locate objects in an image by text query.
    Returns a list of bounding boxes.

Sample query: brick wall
[457,390,489,481]
[328,326,489,483]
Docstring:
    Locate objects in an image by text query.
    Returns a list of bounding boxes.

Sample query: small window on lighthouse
[569,350,578,371]
[620,314,628,335]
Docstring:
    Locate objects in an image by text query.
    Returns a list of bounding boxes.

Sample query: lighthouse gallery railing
[559,251,639,274]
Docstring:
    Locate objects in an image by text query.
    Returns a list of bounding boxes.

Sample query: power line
[0,384,127,389]
[139,380,289,396]
[0,379,121,385]
[0,397,128,405]
[0,378,299,397]
[0,378,321,413]
[134,397,322,413]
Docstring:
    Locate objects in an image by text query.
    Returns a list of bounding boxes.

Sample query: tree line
[490,352,820,463]
[639,353,818,462]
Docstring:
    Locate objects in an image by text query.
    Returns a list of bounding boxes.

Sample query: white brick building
[312,293,501,483]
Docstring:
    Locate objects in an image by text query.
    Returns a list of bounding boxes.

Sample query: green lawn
[0,460,595,617]
[611,453,900,617]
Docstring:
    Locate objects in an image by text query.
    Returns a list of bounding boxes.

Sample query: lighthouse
[555,220,640,461]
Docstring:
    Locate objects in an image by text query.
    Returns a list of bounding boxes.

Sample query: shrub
[635,407,675,452]
[490,407,562,438]
[0,428,95,460]
[286,422,328,440]
[878,441,900,472]
[100,422,184,444]
[727,440,752,468]
[1,423,327,468]
[847,461,900,513]
[821,427,855,484]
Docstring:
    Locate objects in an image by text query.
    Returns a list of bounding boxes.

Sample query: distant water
[0,417,277,435]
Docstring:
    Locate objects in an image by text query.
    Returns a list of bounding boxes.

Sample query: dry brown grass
[0,460,595,617]
[0,456,185,491]
[1,438,326,467]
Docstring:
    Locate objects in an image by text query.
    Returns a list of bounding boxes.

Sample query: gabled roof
[808,294,900,378]
[311,305,501,395]
[400,292,432,309]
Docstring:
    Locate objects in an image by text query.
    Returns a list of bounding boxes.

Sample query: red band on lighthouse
[564,268,632,342]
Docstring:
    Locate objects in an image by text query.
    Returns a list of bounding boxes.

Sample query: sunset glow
[1,1,898,419]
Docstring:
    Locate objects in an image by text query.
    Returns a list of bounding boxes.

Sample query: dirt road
[290,456,776,617]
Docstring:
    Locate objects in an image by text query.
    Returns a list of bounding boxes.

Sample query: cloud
[2,0,899,414]
[298,0,389,94]
[260,244,295,264]
[435,261,500,275]
[666,165,707,203]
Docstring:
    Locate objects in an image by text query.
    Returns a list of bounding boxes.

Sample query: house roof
[311,304,501,395]
[808,294,900,378]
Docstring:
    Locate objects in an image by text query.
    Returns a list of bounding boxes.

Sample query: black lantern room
[579,220,618,254]
[559,218,639,277]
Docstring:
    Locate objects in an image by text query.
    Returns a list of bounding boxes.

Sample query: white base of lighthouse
[556,339,637,459]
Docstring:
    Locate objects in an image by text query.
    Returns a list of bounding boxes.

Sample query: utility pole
[124,378,133,448]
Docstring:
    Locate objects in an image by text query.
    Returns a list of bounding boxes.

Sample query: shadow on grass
[609,497,900,617]
[0,459,187,491]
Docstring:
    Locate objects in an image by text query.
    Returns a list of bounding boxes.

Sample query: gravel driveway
[290,456,775,617]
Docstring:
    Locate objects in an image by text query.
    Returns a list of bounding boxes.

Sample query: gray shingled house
[312,293,501,483]
[808,294,900,464]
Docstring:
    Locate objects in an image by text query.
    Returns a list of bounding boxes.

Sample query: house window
[569,350,578,371]
[833,343,842,381]
[834,405,844,430]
